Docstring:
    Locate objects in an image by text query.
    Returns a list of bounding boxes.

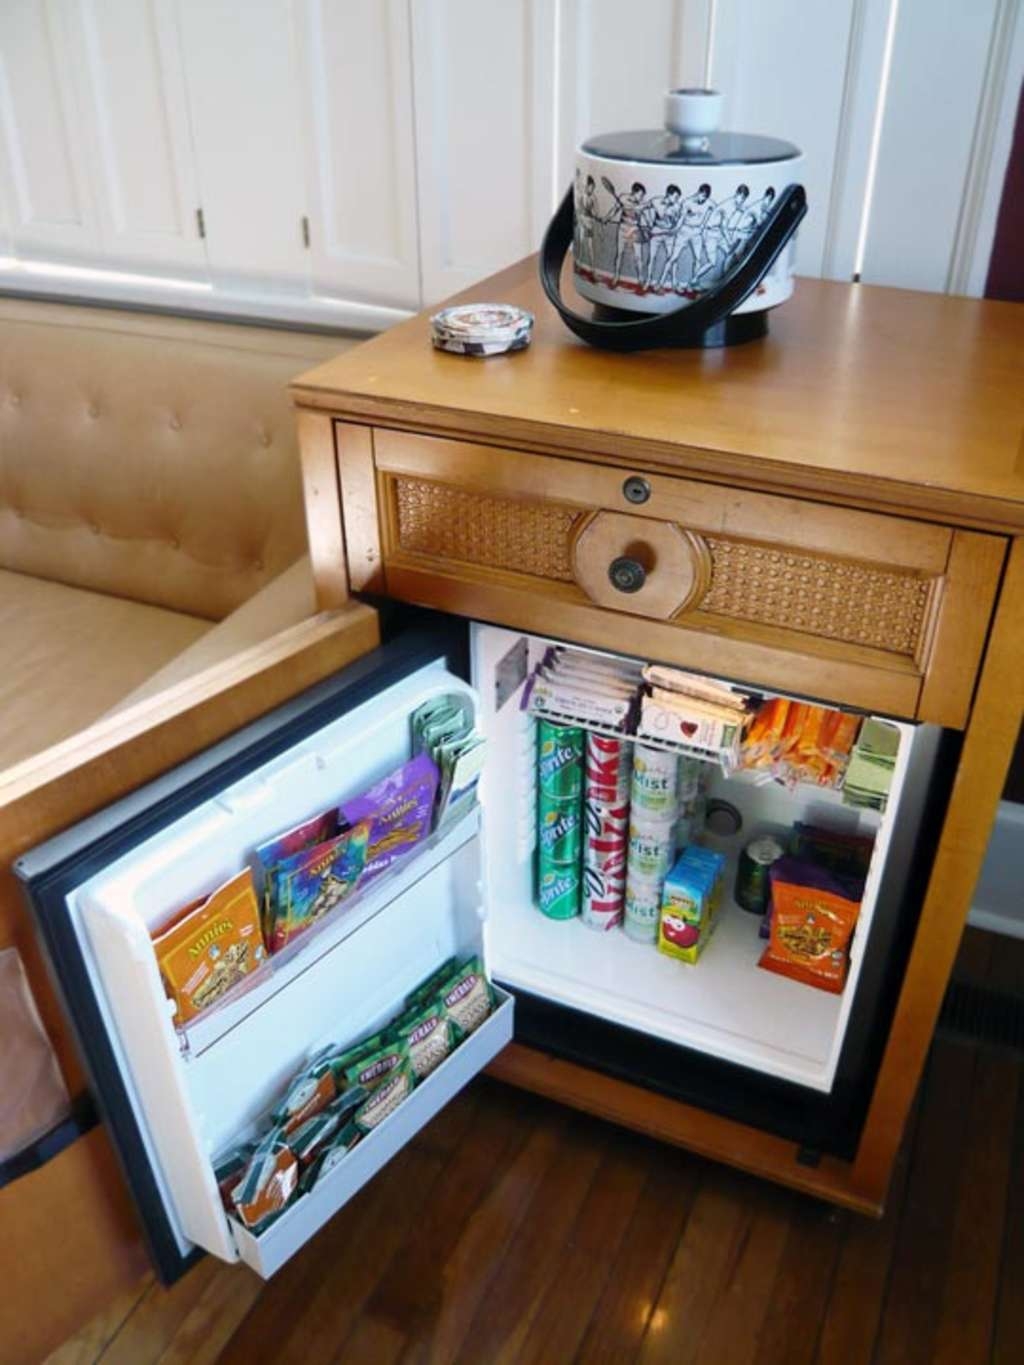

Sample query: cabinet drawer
[338,426,1006,725]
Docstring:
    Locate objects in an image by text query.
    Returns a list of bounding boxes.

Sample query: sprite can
[538,866,581,920]
[537,720,583,919]
[538,721,584,799]
[538,795,583,865]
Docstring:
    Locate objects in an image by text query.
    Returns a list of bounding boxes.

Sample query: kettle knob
[664,88,723,151]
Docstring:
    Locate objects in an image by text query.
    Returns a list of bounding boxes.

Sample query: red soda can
[585,734,632,804]
[581,796,629,930]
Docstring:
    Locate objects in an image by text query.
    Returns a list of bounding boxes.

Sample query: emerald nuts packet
[353,1059,415,1133]
[337,1033,410,1093]
[438,955,497,1039]
[392,998,457,1081]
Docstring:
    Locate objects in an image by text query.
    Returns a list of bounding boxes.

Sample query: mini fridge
[17,611,955,1284]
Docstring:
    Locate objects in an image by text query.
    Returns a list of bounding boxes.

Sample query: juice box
[657,846,726,965]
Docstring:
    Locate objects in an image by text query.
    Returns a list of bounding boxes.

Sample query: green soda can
[538,866,581,920]
[537,721,584,919]
[537,720,584,800]
[538,795,583,866]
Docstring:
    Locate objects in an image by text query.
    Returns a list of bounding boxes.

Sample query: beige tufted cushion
[0,299,355,621]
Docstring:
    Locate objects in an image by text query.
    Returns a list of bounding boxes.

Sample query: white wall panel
[0,0,97,257]
[295,0,419,308]
[818,0,896,282]
[708,0,859,278]
[177,0,308,288]
[67,0,205,269]
[413,0,557,303]
[556,0,713,191]
[859,0,1001,292]
[962,0,1024,297]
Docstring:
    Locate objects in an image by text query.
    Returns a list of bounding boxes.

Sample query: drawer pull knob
[622,476,651,505]
[608,556,647,593]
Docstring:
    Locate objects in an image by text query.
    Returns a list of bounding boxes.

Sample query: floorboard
[46,930,1024,1365]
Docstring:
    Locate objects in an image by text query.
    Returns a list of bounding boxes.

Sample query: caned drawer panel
[338,426,1006,726]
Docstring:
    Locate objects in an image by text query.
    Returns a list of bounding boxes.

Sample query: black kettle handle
[539,182,807,352]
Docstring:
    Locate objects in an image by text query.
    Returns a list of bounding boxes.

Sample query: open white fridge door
[18,621,512,1282]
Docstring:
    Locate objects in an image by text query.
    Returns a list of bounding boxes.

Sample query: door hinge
[301,215,310,249]
[196,207,206,240]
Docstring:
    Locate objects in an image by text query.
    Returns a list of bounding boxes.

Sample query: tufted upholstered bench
[0,297,355,769]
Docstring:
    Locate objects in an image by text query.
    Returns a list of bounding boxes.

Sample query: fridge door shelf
[230,989,513,1277]
[178,809,482,1058]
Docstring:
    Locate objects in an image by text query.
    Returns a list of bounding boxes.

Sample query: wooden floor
[46,928,1024,1365]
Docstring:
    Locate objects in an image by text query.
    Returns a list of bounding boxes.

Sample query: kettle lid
[582,88,800,167]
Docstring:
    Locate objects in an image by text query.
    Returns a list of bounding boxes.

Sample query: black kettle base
[591,303,769,348]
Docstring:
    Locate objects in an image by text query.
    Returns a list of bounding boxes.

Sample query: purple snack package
[340,753,440,884]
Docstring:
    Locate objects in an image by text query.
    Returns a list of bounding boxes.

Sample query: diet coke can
[581,795,629,930]
[584,733,632,803]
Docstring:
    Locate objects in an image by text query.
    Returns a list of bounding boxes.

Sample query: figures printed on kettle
[574,178,776,299]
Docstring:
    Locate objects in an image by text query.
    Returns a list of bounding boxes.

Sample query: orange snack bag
[153,869,265,1025]
[758,857,861,993]
[741,697,788,768]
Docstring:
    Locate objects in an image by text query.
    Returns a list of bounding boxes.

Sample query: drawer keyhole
[622,475,651,505]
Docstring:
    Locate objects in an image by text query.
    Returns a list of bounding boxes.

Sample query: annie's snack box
[657,846,726,965]
[152,869,265,1025]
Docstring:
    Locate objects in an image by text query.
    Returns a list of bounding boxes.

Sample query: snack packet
[392,998,457,1081]
[152,869,265,1026]
[435,733,487,826]
[265,818,372,952]
[232,1129,298,1231]
[404,957,459,1011]
[272,1044,339,1135]
[340,753,440,885]
[252,809,339,936]
[338,1034,410,1093]
[791,823,873,888]
[353,1059,415,1133]
[758,857,862,993]
[438,956,496,1039]
[214,1142,256,1211]
[299,1122,363,1193]
[285,1087,368,1167]
[412,697,473,757]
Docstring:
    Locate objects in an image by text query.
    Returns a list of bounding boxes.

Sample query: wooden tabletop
[293,257,1024,533]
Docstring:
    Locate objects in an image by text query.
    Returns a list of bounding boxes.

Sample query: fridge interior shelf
[180,808,481,1058]
[230,988,514,1277]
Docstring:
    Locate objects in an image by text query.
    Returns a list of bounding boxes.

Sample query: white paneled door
[294,0,420,308]
[176,0,309,290]
[0,0,99,260]
[858,0,1007,292]
[63,0,206,272]
[412,0,558,303]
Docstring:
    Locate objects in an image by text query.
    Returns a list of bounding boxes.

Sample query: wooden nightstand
[292,257,1024,1214]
